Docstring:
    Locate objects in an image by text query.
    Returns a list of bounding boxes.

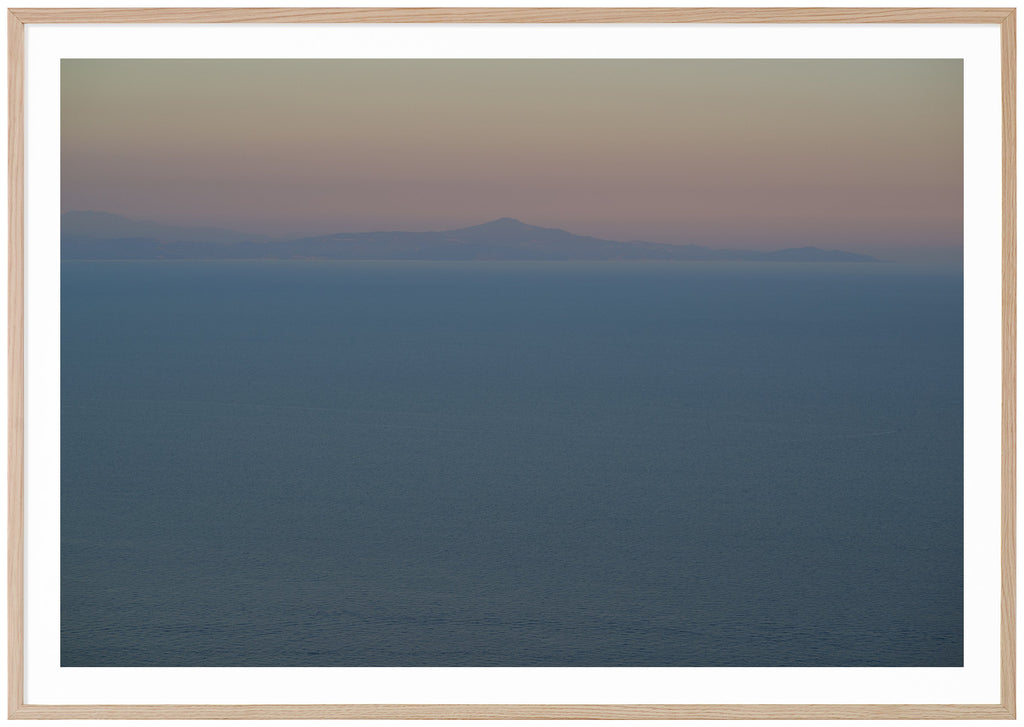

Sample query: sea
[60,261,964,666]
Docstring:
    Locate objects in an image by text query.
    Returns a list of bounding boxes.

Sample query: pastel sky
[62,59,963,262]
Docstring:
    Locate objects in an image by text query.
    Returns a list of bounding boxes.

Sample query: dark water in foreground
[61,261,963,666]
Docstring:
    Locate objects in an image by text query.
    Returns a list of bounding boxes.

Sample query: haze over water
[62,60,963,264]
[61,57,964,666]
[61,260,963,666]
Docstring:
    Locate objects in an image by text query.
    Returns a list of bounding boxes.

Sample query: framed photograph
[8,7,1016,719]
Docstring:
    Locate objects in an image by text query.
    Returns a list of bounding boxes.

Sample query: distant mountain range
[61,212,879,263]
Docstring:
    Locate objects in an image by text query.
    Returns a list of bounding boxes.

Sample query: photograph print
[60,59,963,667]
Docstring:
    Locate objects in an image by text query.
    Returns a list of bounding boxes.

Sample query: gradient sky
[62,59,963,262]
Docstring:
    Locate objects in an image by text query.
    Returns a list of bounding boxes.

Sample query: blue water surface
[61,261,963,666]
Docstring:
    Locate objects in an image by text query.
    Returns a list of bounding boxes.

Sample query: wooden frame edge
[8,7,24,721]
[3,6,1019,23]
[3,703,1019,720]
[6,7,1016,720]
[1000,6,1018,721]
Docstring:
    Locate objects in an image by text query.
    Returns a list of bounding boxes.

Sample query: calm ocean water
[61,261,963,666]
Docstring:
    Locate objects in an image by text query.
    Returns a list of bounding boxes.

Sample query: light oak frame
[7,7,1017,719]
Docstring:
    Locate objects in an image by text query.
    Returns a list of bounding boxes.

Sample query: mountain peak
[60,211,881,263]
[453,217,534,231]
[442,217,556,238]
